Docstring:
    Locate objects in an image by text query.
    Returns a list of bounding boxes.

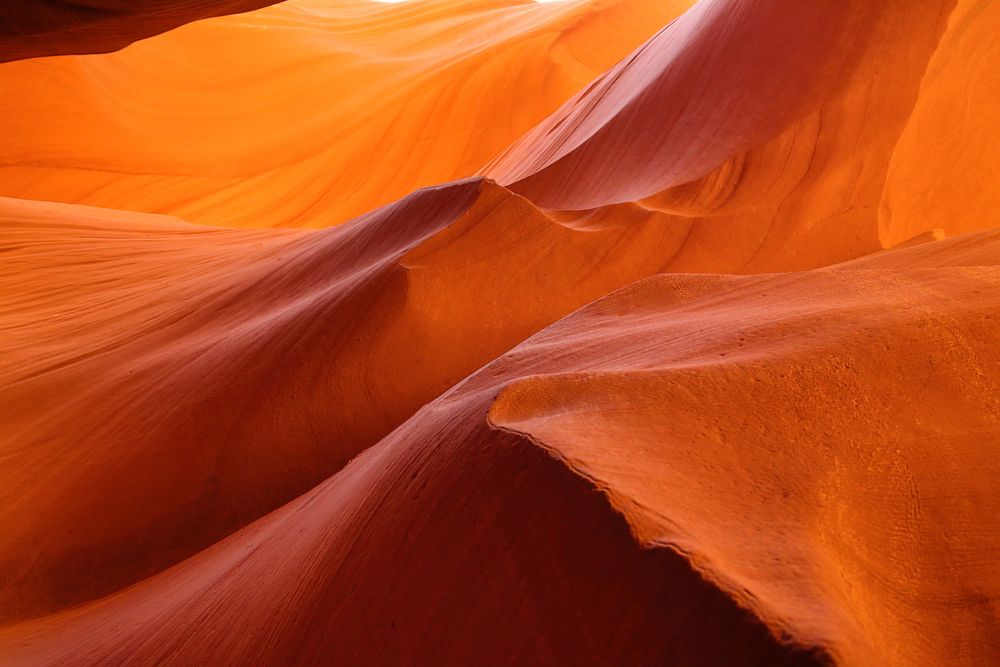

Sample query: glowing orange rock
[0,0,999,664]
[0,0,690,228]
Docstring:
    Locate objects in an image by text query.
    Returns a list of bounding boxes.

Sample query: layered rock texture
[1,0,998,665]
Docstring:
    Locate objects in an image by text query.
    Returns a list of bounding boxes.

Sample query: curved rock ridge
[0,0,281,62]
[3,230,999,665]
[487,264,1000,666]
[0,373,827,666]
[0,175,711,621]
[0,0,691,228]
[1,0,999,664]
[485,0,939,201]
[484,0,1000,270]
[829,228,1000,271]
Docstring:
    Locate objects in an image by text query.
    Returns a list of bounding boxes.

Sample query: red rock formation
[1,0,998,664]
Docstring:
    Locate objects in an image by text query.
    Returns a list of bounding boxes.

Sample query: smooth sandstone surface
[0,0,689,227]
[3,219,999,665]
[0,177,705,620]
[878,0,1000,245]
[1,0,999,665]
[485,0,963,270]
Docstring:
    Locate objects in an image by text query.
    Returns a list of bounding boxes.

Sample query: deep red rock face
[1,1,999,665]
